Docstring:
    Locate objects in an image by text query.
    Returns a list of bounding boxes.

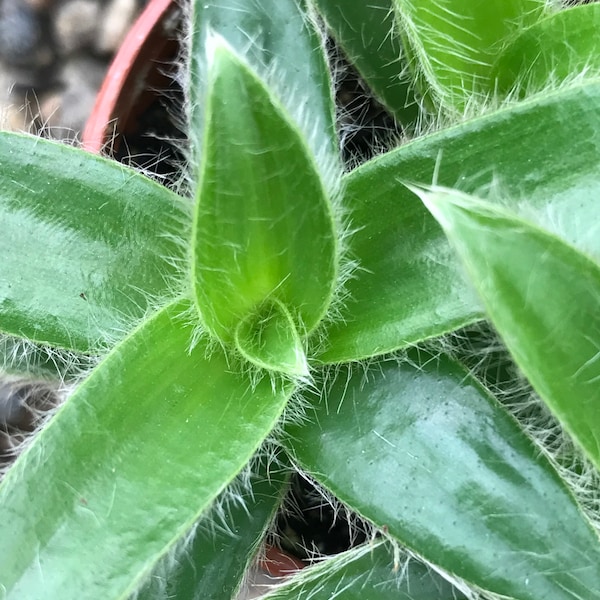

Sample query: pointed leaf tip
[415,186,600,472]
[405,184,473,234]
[236,300,309,377]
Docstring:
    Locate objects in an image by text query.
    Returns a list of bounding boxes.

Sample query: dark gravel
[0,0,146,140]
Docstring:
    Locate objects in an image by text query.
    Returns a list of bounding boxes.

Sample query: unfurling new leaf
[192,38,338,375]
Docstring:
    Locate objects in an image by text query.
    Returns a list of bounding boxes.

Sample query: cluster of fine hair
[0,330,100,481]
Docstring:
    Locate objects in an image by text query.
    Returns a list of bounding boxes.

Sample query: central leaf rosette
[192,37,339,376]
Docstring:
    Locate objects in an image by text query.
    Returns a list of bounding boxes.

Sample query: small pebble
[0,0,144,138]
[0,0,54,68]
[0,1,38,65]
[96,0,139,55]
[41,55,106,140]
[54,0,100,55]
[24,0,55,9]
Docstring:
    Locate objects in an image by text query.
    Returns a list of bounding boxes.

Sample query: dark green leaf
[0,132,185,352]
[137,457,289,600]
[317,80,600,362]
[313,0,420,127]
[188,0,338,180]
[417,186,600,472]
[286,354,600,600]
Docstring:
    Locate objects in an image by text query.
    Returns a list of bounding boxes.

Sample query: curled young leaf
[192,39,338,347]
[235,299,309,377]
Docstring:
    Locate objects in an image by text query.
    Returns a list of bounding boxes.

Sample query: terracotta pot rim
[82,0,176,153]
[260,545,306,578]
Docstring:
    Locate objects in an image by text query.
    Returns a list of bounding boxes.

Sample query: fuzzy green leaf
[286,355,600,600]
[0,301,293,600]
[193,41,337,344]
[262,541,466,600]
[0,133,184,352]
[189,0,338,179]
[137,457,288,600]
[417,186,600,472]
[318,79,600,363]
[393,0,545,110]
[493,3,600,96]
[236,300,308,377]
[313,0,420,127]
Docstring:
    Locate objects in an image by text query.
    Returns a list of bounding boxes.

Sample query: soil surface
[0,0,146,139]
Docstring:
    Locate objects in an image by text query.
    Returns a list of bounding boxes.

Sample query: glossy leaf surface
[313,0,419,127]
[0,301,293,600]
[0,132,184,352]
[318,80,600,363]
[235,300,308,377]
[188,0,338,181]
[137,458,288,600]
[418,187,600,471]
[263,542,465,600]
[493,4,600,95]
[193,42,337,342]
[393,0,544,110]
[286,355,600,600]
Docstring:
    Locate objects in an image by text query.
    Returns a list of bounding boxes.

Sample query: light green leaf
[493,3,600,95]
[416,186,600,472]
[262,541,466,600]
[0,301,293,600]
[0,133,185,352]
[137,457,289,600]
[193,40,337,343]
[286,355,600,600]
[189,0,338,181]
[236,300,309,377]
[393,0,545,110]
[318,79,600,363]
[313,0,420,127]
